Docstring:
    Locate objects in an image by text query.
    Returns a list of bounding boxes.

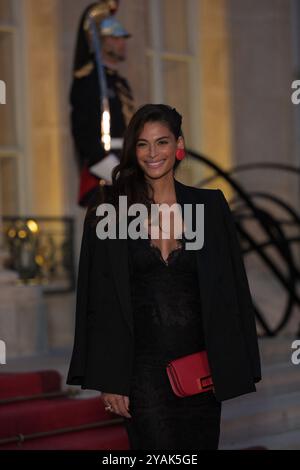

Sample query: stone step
[219,354,300,449]
[220,426,300,450]
[219,390,300,445]
[258,360,300,395]
[259,336,296,365]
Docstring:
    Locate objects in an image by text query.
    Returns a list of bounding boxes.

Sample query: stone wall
[227,0,298,208]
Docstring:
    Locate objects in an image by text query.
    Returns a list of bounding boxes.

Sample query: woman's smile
[146,159,166,169]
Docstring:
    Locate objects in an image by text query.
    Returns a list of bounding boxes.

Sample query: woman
[67,104,261,450]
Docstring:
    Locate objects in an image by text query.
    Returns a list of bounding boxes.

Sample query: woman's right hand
[101,392,132,418]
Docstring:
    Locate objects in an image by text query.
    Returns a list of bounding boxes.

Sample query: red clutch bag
[166,351,214,397]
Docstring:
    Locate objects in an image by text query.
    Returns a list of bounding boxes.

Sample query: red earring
[176,148,186,161]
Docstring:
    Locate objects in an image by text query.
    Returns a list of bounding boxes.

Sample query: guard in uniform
[70,5,135,206]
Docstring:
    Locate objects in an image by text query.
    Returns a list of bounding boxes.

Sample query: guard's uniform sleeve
[70,72,106,170]
[217,189,262,384]
[115,75,135,127]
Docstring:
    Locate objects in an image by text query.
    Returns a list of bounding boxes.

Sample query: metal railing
[2,216,75,294]
[181,150,300,337]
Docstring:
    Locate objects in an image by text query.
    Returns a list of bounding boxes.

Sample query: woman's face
[135,121,183,181]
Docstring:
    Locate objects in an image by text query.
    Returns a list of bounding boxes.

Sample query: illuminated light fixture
[35,255,44,266]
[27,219,39,233]
[8,228,17,238]
[18,230,27,239]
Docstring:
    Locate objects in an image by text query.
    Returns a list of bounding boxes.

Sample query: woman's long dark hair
[87,103,183,224]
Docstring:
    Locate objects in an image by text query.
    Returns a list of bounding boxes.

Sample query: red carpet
[0,370,129,450]
[0,371,61,399]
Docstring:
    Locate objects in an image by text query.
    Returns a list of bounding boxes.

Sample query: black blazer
[67,179,261,402]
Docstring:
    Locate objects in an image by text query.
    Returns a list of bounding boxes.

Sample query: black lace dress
[123,234,222,450]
